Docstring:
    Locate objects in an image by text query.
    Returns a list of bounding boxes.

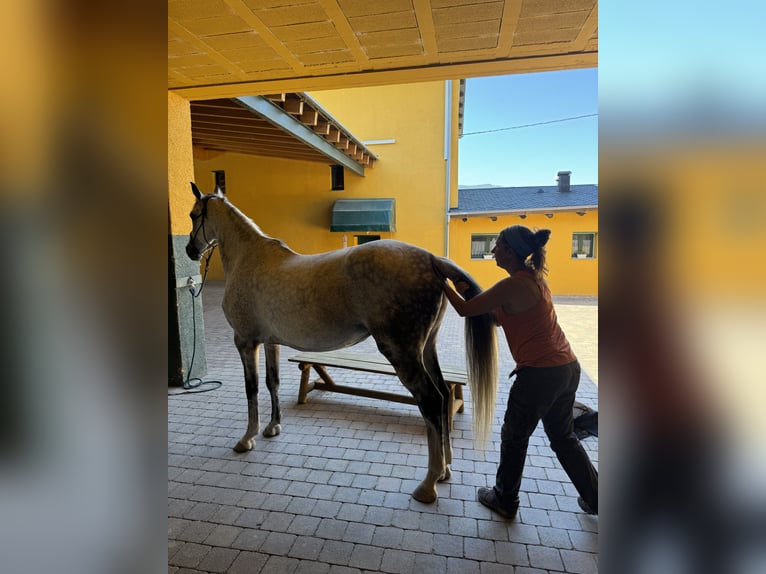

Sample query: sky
[458,68,598,188]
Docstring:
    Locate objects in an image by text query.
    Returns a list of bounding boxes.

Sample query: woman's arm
[441,277,515,317]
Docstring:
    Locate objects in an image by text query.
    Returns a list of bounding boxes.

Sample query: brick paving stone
[446,557,481,574]
[263,555,301,573]
[371,526,404,548]
[435,497,463,517]
[464,537,496,561]
[479,562,515,574]
[413,552,448,573]
[317,517,350,540]
[449,516,478,537]
[391,509,421,530]
[382,491,411,509]
[261,531,297,555]
[231,528,268,551]
[537,526,573,549]
[365,506,395,526]
[288,535,324,560]
[495,540,529,566]
[170,542,210,569]
[286,514,321,536]
[203,524,241,547]
[349,544,385,570]
[380,548,418,574]
[529,492,560,511]
[228,551,268,574]
[342,522,376,544]
[400,530,433,552]
[197,547,239,573]
[177,521,216,543]
[264,510,295,533]
[568,529,598,553]
[312,499,342,518]
[527,545,564,571]
[560,548,599,573]
[506,523,541,545]
[185,502,220,521]
[433,532,464,557]
[318,540,354,566]
[518,507,551,527]
[547,510,583,531]
[210,504,244,526]
[337,503,368,522]
[296,560,330,574]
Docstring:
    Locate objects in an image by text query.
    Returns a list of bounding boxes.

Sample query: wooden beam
[335,136,349,150]
[313,120,330,135]
[300,109,318,125]
[326,127,340,143]
[282,97,303,115]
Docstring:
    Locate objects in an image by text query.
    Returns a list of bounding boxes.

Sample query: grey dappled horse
[185,183,498,503]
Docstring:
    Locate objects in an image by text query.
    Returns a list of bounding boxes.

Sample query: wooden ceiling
[169,0,598,100]
[171,1,596,170]
[191,94,377,172]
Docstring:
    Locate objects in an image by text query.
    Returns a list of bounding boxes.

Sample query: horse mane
[214,195,296,254]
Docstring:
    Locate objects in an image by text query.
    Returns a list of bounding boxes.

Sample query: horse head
[185,182,224,260]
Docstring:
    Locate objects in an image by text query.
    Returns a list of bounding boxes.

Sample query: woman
[441,225,598,519]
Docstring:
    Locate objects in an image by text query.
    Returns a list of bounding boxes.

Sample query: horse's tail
[432,257,498,449]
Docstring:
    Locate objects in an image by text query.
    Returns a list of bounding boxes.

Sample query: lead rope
[169,246,223,395]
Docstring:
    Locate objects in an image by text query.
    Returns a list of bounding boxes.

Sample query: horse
[185,182,498,503]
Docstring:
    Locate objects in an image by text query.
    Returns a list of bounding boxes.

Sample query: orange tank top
[495,270,576,369]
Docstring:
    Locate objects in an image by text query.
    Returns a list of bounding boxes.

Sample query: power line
[462,113,598,136]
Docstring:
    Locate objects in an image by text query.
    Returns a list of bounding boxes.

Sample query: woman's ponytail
[529,228,551,279]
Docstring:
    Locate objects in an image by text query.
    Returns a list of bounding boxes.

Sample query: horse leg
[262,343,282,438]
[423,341,452,483]
[233,335,260,452]
[382,346,447,503]
[412,392,449,503]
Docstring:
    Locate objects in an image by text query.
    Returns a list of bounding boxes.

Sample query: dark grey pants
[494,360,599,510]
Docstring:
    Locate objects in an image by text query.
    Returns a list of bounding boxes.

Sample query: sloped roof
[451,184,598,216]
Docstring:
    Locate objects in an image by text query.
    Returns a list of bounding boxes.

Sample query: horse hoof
[263,423,281,438]
[233,439,254,452]
[438,466,452,482]
[412,484,438,504]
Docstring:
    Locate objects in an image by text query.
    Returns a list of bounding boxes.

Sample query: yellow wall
[193,81,453,280]
[168,92,195,235]
[448,211,599,296]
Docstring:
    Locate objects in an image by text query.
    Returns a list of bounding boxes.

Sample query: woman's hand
[453,280,470,297]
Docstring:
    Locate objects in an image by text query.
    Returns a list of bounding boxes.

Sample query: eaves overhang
[191,93,378,176]
[449,205,598,218]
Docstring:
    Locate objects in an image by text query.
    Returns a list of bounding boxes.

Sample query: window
[572,232,597,259]
[213,169,226,194]
[471,234,498,259]
[356,235,380,245]
[330,165,344,190]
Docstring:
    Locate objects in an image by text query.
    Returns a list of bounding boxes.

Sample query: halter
[188,195,221,299]
[190,195,220,255]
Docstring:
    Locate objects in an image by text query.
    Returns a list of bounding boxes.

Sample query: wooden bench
[288,350,467,428]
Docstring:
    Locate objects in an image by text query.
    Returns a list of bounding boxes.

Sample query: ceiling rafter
[190,94,378,175]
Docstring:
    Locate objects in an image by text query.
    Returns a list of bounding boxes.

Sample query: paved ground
[169,281,599,573]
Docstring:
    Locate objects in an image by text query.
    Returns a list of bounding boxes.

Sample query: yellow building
[449,173,598,295]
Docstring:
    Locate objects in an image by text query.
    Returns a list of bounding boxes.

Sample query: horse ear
[215,185,225,197]
[191,182,202,199]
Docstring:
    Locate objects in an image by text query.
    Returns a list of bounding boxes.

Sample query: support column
[168,92,206,386]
